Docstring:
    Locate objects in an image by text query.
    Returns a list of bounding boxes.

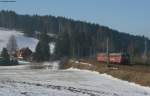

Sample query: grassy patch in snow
[63,58,150,87]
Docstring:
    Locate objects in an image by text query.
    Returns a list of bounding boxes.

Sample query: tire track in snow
[2,80,120,96]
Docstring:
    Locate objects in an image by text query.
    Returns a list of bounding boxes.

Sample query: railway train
[97,53,130,64]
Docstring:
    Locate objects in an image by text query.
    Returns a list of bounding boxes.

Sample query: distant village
[0,47,33,65]
[0,32,49,66]
[0,35,36,65]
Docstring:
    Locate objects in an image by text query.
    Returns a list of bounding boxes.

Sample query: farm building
[16,47,32,60]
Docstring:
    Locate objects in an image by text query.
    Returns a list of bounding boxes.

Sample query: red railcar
[97,53,130,64]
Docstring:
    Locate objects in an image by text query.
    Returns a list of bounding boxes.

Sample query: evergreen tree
[55,31,70,57]
[34,32,50,62]
[1,48,10,65]
[1,48,10,60]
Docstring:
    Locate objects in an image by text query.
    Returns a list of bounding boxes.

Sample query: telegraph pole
[106,38,110,67]
[59,22,61,34]
[144,38,148,64]
[96,30,99,56]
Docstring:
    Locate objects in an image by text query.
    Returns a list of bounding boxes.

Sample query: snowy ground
[0,63,150,96]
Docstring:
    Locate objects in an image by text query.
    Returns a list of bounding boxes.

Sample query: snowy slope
[0,28,38,51]
[0,65,150,96]
[16,35,38,52]
[0,28,55,53]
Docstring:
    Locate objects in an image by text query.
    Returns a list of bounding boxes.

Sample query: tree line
[0,10,149,60]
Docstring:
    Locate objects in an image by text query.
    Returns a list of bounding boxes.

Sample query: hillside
[0,28,55,54]
[0,10,149,58]
[0,28,38,51]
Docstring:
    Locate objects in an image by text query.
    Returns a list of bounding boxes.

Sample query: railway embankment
[63,58,150,87]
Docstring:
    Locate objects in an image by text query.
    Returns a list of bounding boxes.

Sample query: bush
[0,59,11,66]
[0,58,19,66]
[10,59,19,65]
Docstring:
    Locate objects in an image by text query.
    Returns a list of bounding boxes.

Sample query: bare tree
[7,35,18,55]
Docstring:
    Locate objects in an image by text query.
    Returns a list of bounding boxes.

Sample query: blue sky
[0,0,150,38]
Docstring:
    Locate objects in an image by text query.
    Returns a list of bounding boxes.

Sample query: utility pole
[96,30,99,56]
[143,38,148,64]
[77,45,79,58]
[59,22,61,34]
[106,38,110,67]
[73,47,75,58]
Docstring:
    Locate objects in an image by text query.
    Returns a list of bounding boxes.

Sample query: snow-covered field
[0,64,150,96]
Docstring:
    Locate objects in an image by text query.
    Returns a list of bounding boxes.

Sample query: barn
[17,47,32,60]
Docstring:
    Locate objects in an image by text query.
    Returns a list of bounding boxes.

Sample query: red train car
[97,53,130,64]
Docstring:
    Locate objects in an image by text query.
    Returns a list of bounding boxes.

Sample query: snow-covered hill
[0,65,150,96]
[0,28,38,51]
[0,28,55,53]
